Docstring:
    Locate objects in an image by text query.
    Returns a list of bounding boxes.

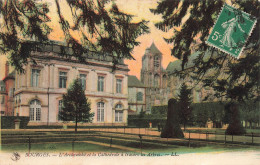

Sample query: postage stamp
[206,4,257,59]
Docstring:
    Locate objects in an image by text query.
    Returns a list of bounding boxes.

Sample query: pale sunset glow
[0,0,178,79]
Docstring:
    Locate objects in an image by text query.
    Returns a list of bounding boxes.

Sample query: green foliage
[151,0,260,102]
[193,102,225,127]
[1,116,29,129]
[225,103,246,135]
[128,117,166,128]
[59,78,94,132]
[240,101,260,127]
[138,107,145,118]
[177,83,193,130]
[0,0,52,72]
[1,0,149,72]
[151,105,168,116]
[55,0,150,70]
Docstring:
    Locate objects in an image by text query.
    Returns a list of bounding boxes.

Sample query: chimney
[5,62,9,77]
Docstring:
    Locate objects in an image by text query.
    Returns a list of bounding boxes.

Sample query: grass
[2,142,125,152]
[2,129,260,154]
[184,128,260,135]
[3,141,259,155]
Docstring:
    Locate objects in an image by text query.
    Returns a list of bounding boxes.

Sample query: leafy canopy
[151,0,260,102]
[0,0,149,72]
[0,0,52,72]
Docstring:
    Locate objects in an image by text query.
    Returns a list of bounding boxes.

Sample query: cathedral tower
[140,42,168,113]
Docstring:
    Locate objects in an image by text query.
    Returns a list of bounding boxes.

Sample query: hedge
[128,118,166,128]
[150,101,260,128]
[1,116,30,129]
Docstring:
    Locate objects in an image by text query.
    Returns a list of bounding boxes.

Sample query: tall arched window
[154,56,159,68]
[97,102,105,122]
[154,74,160,87]
[58,100,63,121]
[162,75,167,88]
[29,100,41,121]
[115,104,123,122]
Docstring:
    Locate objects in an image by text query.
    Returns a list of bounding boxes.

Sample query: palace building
[0,41,129,125]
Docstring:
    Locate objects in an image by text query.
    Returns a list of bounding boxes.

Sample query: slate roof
[128,75,145,88]
[166,51,221,77]
[21,40,125,64]
[166,51,201,73]
[3,70,15,81]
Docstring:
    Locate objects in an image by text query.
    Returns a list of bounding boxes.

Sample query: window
[1,96,4,104]
[80,74,87,90]
[97,76,104,92]
[18,95,21,103]
[97,102,104,122]
[58,100,63,121]
[31,69,40,87]
[137,92,143,101]
[115,111,123,122]
[162,75,167,88]
[116,79,122,93]
[154,74,159,87]
[115,104,123,122]
[0,85,5,91]
[29,100,41,121]
[154,56,159,68]
[115,104,122,109]
[59,71,67,88]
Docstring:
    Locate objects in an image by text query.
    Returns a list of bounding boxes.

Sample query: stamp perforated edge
[206,3,258,59]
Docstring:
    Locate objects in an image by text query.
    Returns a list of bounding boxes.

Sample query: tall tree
[152,0,259,134]
[177,83,193,131]
[59,78,94,132]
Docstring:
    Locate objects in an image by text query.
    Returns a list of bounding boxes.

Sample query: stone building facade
[1,41,129,125]
[166,51,221,103]
[0,63,15,116]
[128,75,146,115]
[140,43,168,113]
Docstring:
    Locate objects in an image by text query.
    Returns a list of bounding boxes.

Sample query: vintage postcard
[0,0,259,165]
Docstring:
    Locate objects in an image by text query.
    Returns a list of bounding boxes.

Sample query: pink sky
[0,0,177,80]
[47,0,177,79]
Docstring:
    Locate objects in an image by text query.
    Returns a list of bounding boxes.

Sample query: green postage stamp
[206,4,257,59]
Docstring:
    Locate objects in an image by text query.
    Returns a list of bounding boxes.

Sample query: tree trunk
[75,115,78,133]
[161,99,184,138]
[225,103,245,135]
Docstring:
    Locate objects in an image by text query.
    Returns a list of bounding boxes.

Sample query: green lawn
[2,142,125,152]
[184,128,260,135]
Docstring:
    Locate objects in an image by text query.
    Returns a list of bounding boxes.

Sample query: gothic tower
[141,42,168,113]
